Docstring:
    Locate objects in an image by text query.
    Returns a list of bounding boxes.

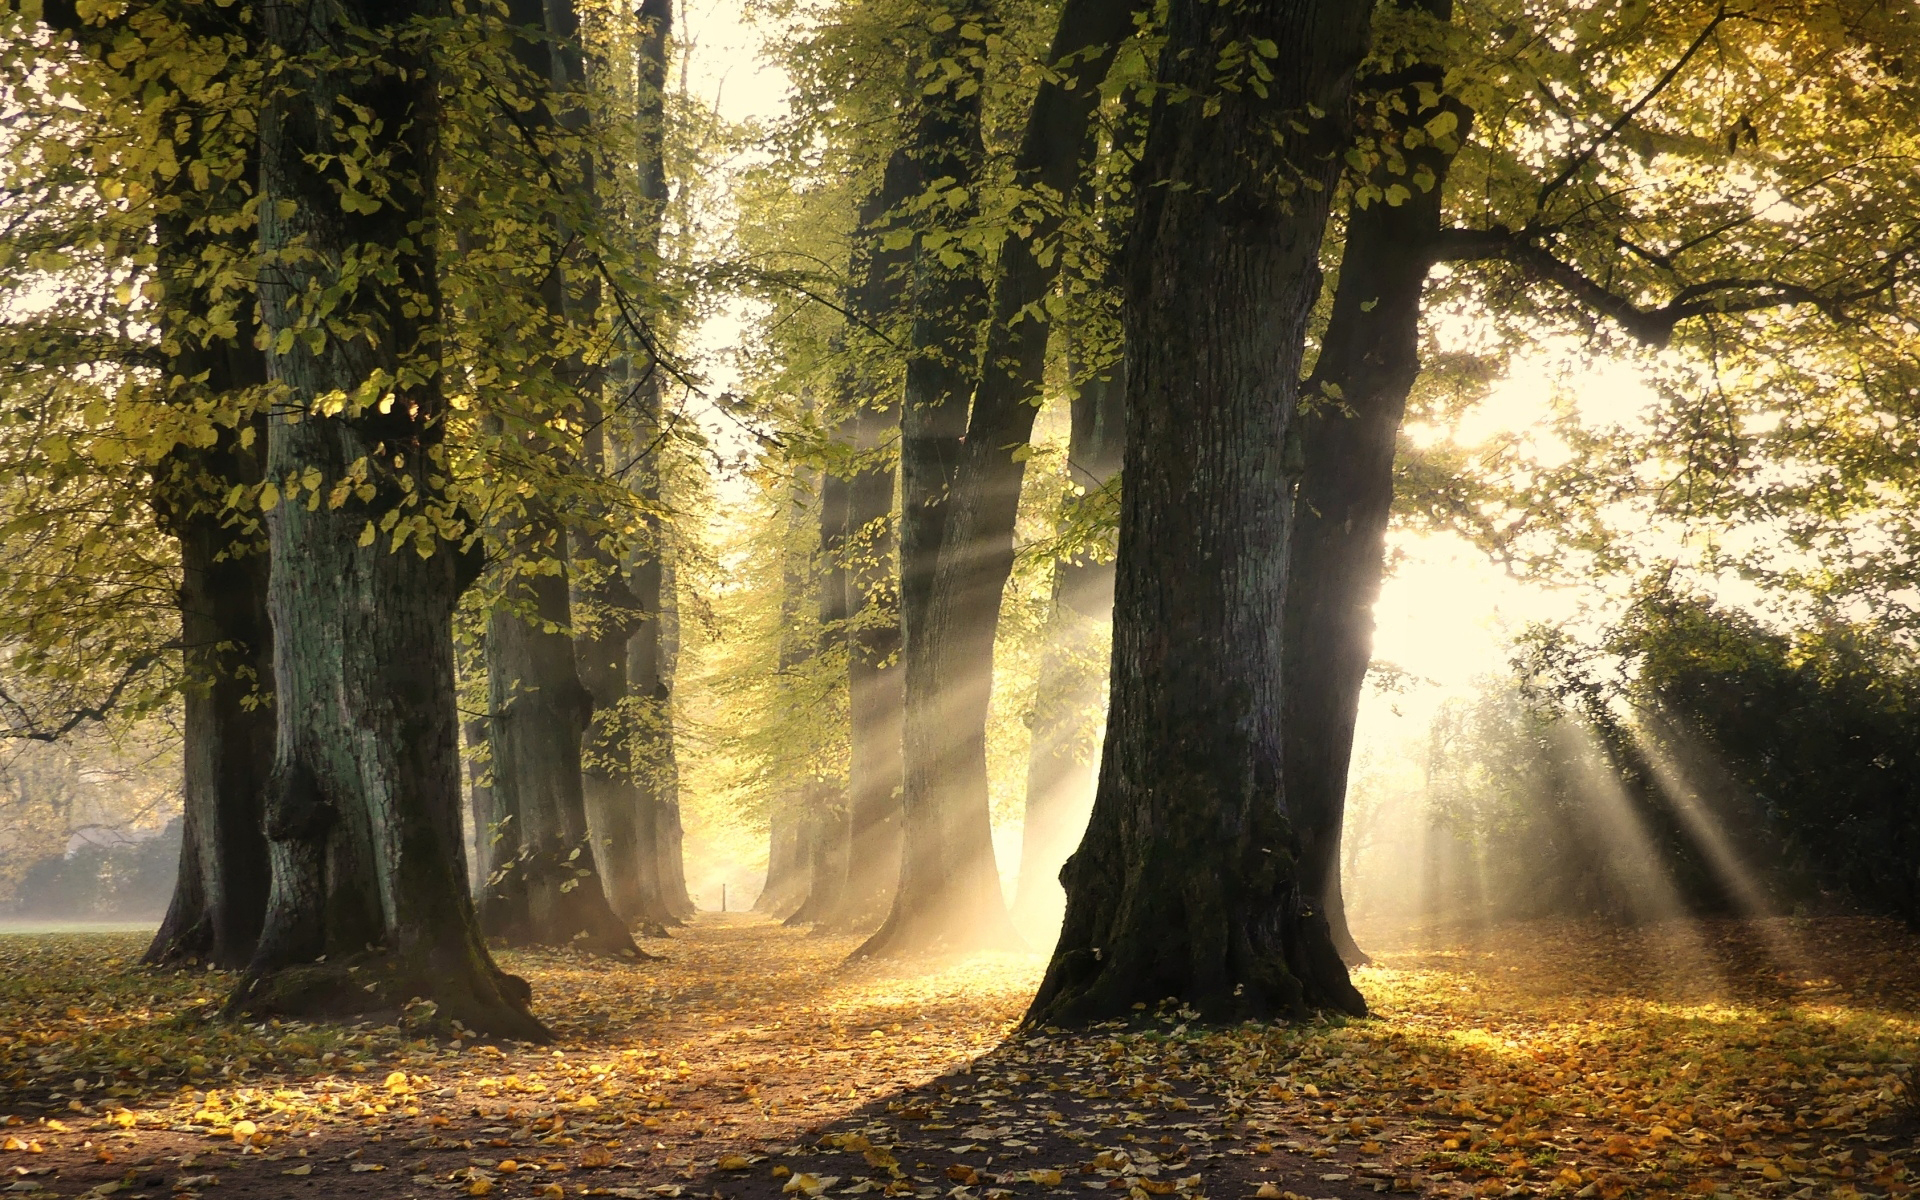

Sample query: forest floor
[1,913,1917,1200]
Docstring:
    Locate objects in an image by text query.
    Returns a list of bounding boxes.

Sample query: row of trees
[723,0,1920,1021]
[6,0,1920,1034]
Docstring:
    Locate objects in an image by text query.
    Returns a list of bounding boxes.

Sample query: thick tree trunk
[148,484,275,969]
[862,0,1132,957]
[1011,359,1125,941]
[482,541,644,955]
[1283,0,1463,967]
[226,0,546,1040]
[633,542,694,919]
[1027,0,1374,1025]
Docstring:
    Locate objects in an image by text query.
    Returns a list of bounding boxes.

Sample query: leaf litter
[0,913,1916,1200]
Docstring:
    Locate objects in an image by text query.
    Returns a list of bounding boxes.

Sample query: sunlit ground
[1,913,1915,1200]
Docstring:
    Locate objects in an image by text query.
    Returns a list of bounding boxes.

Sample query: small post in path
[721,884,727,913]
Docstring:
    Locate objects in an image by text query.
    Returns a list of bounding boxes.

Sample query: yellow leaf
[1255,1186,1284,1199]
[468,1181,494,1196]
[230,1119,257,1143]
[719,1156,753,1170]
[258,482,280,511]
[282,1164,313,1176]
[1029,1170,1063,1186]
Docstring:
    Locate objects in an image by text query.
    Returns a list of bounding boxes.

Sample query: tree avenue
[5,0,1920,1061]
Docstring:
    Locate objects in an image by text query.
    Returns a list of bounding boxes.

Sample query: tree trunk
[39,0,277,975]
[148,474,275,969]
[621,0,692,924]
[823,152,917,933]
[863,0,1132,957]
[755,800,811,915]
[226,0,546,1041]
[1011,356,1125,942]
[482,542,645,956]
[143,207,274,970]
[463,716,496,898]
[788,466,857,927]
[838,395,907,930]
[633,541,695,919]
[467,0,650,953]
[1026,0,1374,1025]
[1283,0,1463,967]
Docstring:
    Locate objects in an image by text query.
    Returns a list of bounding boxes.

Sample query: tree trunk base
[481,847,660,959]
[850,892,1027,960]
[1027,830,1368,1027]
[226,952,551,1043]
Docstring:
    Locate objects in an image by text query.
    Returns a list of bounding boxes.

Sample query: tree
[861,0,1139,958]
[1027,0,1374,1023]
[1281,0,1920,968]
[473,0,641,958]
[226,0,545,1040]
[1281,0,1461,966]
[30,1,278,971]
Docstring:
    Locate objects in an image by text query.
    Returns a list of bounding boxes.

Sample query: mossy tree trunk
[1027,0,1374,1025]
[1282,0,1464,968]
[227,0,545,1041]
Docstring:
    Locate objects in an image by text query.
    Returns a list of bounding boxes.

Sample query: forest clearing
[3,915,1918,1200]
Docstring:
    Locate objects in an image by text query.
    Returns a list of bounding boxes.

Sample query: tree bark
[1283,0,1463,967]
[1011,354,1125,941]
[226,0,546,1041]
[861,0,1133,957]
[471,0,644,957]
[634,541,695,918]
[837,390,907,930]
[148,454,275,969]
[1026,0,1374,1025]
[463,715,496,897]
[482,543,644,955]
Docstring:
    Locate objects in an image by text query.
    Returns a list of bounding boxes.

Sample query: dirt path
[3,914,1918,1200]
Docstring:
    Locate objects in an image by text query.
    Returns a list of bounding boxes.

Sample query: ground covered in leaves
[1,914,1916,1200]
